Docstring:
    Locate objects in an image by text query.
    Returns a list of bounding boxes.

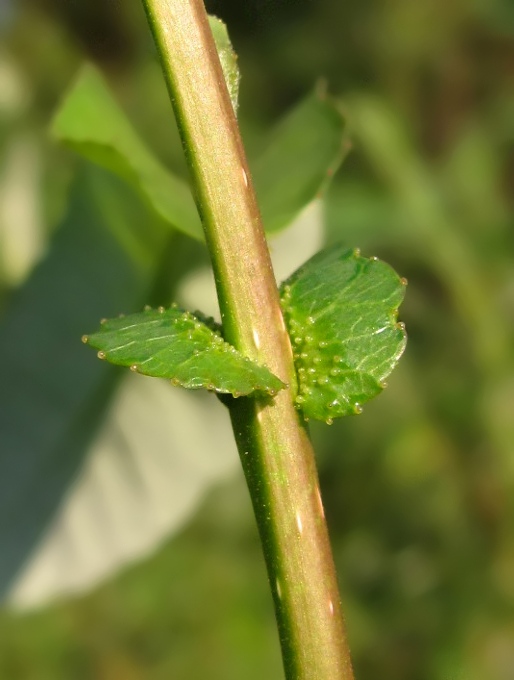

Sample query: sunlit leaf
[52,64,203,240]
[280,244,407,422]
[84,307,285,397]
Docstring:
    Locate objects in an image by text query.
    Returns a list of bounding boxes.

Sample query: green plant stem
[142,1,354,677]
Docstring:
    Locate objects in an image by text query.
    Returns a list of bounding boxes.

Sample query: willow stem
[142,1,354,677]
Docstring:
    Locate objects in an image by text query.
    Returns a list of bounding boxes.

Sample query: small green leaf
[280,245,407,422]
[84,307,285,398]
[208,15,240,113]
[253,90,347,234]
[52,64,203,240]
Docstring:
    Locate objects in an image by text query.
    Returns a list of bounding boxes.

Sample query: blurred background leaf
[0,0,513,679]
[52,64,202,241]
[0,164,171,597]
[252,90,347,233]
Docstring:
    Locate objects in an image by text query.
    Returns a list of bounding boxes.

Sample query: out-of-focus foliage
[52,64,202,240]
[0,1,513,680]
[53,63,346,240]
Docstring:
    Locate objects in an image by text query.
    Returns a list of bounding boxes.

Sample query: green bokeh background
[1,1,513,678]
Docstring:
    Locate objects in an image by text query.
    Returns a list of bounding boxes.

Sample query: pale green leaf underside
[280,245,407,421]
[9,375,239,609]
[84,307,285,397]
[0,167,168,597]
[208,15,240,113]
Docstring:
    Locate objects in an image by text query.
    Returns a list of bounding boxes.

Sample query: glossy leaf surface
[84,307,285,397]
[280,245,407,421]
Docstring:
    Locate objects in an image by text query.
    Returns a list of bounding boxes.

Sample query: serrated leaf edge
[280,247,408,423]
[82,304,286,399]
